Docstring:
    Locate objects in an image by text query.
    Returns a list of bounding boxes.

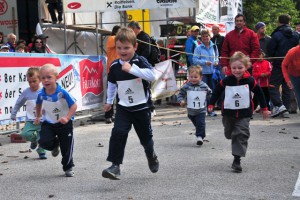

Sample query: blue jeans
[107,106,154,164]
[202,74,214,90]
[188,112,206,138]
[289,75,300,110]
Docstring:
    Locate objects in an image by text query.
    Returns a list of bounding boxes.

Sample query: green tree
[243,0,299,34]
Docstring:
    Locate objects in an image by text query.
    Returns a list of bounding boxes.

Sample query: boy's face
[27,74,40,92]
[40,69,57,91]
[189,71,202,85]
[116,40,137,61]
[231,60,247,80]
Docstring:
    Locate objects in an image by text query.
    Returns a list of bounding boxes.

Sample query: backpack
[149,37,161,65]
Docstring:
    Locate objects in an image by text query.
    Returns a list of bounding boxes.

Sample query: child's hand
[104,104,112,112]
[262,110,270,119]
[34,118,40,125]
[122,62,131,72]
[208,105,214,112]
[58,116,70,124]
[206,61,212,66]
[180,100,186,107]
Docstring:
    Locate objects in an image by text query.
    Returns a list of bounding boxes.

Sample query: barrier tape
[137,38,287,60]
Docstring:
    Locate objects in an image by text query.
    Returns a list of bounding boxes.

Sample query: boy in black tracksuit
[102,27,159,180]
[208,51,269,173]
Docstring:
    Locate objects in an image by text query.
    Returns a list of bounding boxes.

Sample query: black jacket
[267,24,299,67]
[209,72,267,118]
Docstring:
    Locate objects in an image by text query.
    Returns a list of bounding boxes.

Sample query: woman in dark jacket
[30,37,47,53]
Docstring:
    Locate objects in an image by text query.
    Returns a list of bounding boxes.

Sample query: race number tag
[117,78,147,107]
[224,85,250,109]
[187,91,206,109]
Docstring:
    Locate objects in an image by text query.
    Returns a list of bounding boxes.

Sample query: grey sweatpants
[222,116,251,157]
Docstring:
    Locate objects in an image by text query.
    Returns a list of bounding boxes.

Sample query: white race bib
[187,91,206,109]
[26,100,37,120]
[224,85,250,109]
[117,78,147,107]
[42,99,69,123]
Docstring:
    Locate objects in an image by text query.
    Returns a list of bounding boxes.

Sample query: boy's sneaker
[196,136,203,145]
[231,157,242,173]
[65,168,74,177]
[51,145,60,157]
[38,153,47,160]
[147,152,159,173]
[105,118,112,124]
[271,105,287,118]
[208,111,217,117]
[281,111,290,118]
[30,142,37,150]
[102,164,120,180]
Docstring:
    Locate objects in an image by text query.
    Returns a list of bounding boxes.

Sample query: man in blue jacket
[185,26,201,68]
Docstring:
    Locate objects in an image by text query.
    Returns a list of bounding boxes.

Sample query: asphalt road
[0,104,300,200]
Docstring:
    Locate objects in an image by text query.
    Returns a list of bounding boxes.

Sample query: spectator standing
[295,23,300,34]
[221,14,260,75]
[30,37,47,53]
[252,50,272,111]
[255,22,271,56]
[192,29,219,117]
[185,26,201,68]
[5,33,17,52]
[0,45,10,52]
[211,24,224,57]
[208,52,269,173]
[281,44,300,111]
[267,14,299,117]
[15,44,26,53]
[128,21,156,115]
[105,25,121,124]
[157,39,167,61]
[128,21,152,65]
[46,0,63,24]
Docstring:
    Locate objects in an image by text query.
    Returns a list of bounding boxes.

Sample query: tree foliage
[243,0,299,34]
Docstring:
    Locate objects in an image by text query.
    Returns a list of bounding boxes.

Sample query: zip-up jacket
[177,81,212,116]
[209,71,268,118]
[221,26,260,74]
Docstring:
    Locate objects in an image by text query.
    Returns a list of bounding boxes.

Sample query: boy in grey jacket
[177,65,212,145]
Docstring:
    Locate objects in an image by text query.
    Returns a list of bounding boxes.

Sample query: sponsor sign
[0,53,105,122]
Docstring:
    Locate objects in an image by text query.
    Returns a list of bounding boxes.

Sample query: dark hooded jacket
[267,24,299,68]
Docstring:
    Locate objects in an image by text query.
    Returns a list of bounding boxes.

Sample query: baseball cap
[0,45,9,50]
[190,25,200,31]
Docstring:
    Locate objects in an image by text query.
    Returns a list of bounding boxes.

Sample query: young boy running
[177,65,212,146]
[11,67,47,159]
[208,52,269,173]
[102,27,159,180]
[34,64,77,177]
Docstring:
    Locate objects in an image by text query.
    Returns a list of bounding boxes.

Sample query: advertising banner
[0,53,105,122]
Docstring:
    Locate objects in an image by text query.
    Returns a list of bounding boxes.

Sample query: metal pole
[95,12,99,55]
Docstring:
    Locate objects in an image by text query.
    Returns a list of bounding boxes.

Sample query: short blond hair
[229,51,251,68]
[189,65,203,76]
[40,63,58,76]
[26,67,40,78]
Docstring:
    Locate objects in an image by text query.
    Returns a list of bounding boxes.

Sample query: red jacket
[252,60,272,87]
[221,26,260,75]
